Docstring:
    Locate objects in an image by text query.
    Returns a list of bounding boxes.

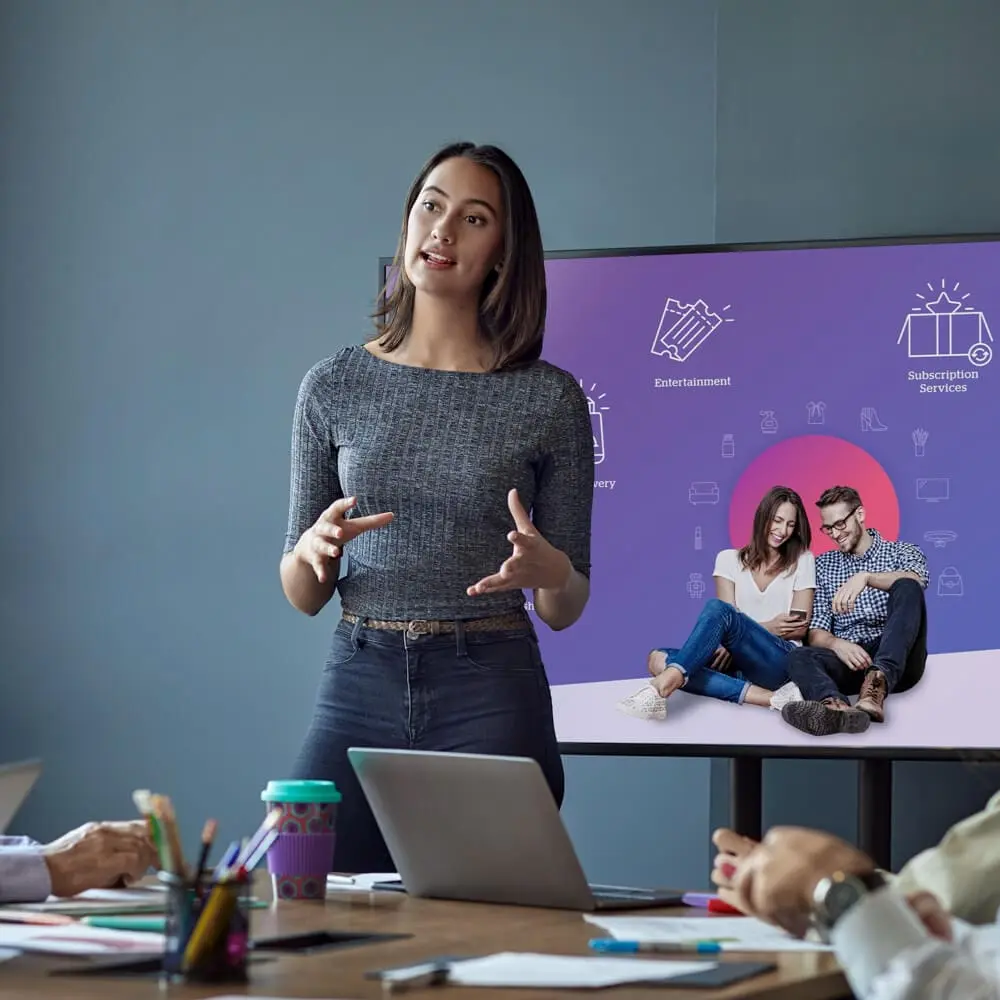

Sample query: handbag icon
[937,567,963,597]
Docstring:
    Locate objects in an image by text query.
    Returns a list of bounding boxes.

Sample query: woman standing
[280,143,593,873]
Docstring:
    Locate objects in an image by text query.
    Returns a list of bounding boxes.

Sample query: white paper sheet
[7,886,169,915]
[447,953,716,988]
[0,947,19,963]
[0,922,163,955]
[585,915,832,952]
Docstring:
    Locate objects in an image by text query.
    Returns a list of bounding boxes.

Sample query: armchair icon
[688,481,721,505]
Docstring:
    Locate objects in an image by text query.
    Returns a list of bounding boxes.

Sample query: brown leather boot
[856,669,888,723]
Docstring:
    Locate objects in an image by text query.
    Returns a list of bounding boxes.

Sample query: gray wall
[1,0,997,888]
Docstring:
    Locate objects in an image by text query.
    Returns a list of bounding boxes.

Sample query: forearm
[0,847,52,903]
[807,627,838,649]
[280,550,338,616]
[865,571,924,591]
[831,889,998,1000]
[534,567,589,631]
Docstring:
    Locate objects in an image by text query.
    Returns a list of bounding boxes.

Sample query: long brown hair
[738,485,812,575]
[371,142,547,371]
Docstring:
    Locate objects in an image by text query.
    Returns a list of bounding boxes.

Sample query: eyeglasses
[820,506,859,537]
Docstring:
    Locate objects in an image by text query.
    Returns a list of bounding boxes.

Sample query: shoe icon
[860,407,888,432]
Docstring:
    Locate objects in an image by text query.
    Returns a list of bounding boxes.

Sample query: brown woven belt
[342,610,527,637]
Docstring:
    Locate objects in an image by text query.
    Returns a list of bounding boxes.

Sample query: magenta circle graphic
[729,435,900,553]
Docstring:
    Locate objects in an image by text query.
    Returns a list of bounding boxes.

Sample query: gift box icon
[651,297,732,361]
[898,290,993,367]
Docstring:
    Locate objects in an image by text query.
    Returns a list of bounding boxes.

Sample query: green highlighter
[82,915,167,932]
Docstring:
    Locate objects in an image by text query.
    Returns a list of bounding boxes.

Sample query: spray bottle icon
[589,396,605,465]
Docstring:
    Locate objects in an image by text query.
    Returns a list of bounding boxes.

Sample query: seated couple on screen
[618,484,930,737]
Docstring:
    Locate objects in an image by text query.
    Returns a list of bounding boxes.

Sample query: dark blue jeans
[786,578,927,703]
[658,599,795,704]
[291,616,564,874]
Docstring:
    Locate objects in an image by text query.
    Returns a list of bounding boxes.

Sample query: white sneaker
[616,684,667,721]
[770,681,804,711]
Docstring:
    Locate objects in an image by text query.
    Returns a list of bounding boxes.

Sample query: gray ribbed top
[283,345,594,620]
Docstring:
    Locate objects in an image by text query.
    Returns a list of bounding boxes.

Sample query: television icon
[689,481,721,505]
[916,478,950,502]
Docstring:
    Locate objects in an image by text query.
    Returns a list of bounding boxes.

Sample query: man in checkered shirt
[781,485,928,737]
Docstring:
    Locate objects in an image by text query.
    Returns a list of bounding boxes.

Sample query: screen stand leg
[857,758,892,870]
[730,757,762,841]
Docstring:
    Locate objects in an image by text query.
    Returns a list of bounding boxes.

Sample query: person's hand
[832,638,872,672]
[467,489,572,596]
[730,826,875,938]
[906,891,953,941]
[772,614,805,637]
[294,497,394,584]
[42,821,158,898]
[710,828,758,912]
[709,647,732,672]
[832,573,870,615]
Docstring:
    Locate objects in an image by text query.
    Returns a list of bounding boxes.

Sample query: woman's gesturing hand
[294,497,394,584]
[467,489,572,597]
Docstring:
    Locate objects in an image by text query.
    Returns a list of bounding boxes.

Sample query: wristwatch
[811,869,886,942]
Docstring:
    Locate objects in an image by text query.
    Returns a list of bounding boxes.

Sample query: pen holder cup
[159,870,251,985]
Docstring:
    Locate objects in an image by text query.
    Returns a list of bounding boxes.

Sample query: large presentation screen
[382,235,999,753]
[539,237,999,752]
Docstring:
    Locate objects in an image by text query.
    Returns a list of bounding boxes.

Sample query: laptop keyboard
[590,884,659,900]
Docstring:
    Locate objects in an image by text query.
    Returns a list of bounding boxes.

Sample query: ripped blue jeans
[657,599,794,704]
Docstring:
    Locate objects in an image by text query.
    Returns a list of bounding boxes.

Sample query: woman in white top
[641,486,816,711]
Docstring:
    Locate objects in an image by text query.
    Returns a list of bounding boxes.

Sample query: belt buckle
[405,619,432,641]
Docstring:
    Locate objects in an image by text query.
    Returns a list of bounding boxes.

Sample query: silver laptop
[0,759,43,835]
[347,748,684,911]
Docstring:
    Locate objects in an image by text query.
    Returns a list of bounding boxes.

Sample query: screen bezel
[379,230,1000,762]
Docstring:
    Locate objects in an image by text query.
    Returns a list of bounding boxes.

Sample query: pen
[213,840,241,878]
[681,891,744,915]
[681,892,715,907]
[588,938,726,955]
[194,818,218,895]
[82,916,167,932]
[0,911,74,926]
[381,962,451,993]
[242,828,279,872]
[232,809,281,872]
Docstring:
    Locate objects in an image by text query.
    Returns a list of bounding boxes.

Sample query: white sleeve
[891,790,1000,926]
[831,888,1000,1000]
[713,549,737,582]
[793,550,816,591]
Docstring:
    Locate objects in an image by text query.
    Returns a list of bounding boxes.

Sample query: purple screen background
[383,238,1000,688]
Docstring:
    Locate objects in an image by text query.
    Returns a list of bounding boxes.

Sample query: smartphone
[788,609,808,620]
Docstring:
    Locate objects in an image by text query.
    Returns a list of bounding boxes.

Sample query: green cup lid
[261,779,341,804]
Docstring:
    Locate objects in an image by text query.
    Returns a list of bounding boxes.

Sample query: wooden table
[0,879,851,999]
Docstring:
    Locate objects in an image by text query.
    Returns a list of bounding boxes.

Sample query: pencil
[194,818,217,893]
[181,881,239,971]
[132,789,170,872]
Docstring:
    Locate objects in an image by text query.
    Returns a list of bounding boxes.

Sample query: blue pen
[213,840,241,877]
[588,938,723,955]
